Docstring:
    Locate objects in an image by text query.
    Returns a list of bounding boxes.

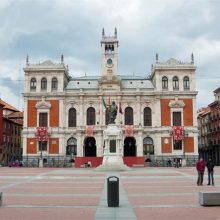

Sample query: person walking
[196,157,206,186]
[206,158,215,186]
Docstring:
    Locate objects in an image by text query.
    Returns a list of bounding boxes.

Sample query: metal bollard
[0,192,2,206]
[107,176,119,207]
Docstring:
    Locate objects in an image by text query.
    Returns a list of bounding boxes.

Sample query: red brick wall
[161,137,172,153]
[161,99,193,126]
[27,100,59,127]
[183,99,193,126]
[49,138,59,154]
[50,100,59,127]
[184,137,194,153]
[27,100,38,127]
[161,99,171,126]
[27,138,37,154]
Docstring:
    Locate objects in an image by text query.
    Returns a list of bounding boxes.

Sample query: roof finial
[114,27,117,37]
[61,54,64,64]
[191,52,194,64]
[102,28,105,37]
[26,54,29,65]
[156,53,159,63]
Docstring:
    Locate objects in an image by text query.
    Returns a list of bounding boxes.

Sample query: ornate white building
[23,29,198,167]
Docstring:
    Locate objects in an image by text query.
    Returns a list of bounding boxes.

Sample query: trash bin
[107,176,119,207]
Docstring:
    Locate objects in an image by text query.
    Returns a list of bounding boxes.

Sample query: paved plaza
[0,166,219,220]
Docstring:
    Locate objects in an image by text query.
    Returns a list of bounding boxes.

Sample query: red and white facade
[23,29,198,167]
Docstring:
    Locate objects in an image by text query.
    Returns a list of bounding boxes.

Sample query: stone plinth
[95,124,130,171]
[199,192,220,206]
[39,158,43,168]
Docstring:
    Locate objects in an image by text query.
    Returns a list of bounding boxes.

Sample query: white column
[154,134,162,155]
[154,97,161,127]
[136,95,141,126]
[23,136,27,156]
[59,135,65,156]
[194,134,199,156]
[99,95,103,125]
[79,96,83,126]
[59,99,64,128]
[136,131,143,156]
[97,132,103,156]
[77,132,83,156]
[23,98,28,127]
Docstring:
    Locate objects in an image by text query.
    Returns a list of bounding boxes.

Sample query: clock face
[107,58,113,65]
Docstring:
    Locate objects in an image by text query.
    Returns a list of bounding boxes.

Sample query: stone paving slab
[134,207,220,220]
[0,167,219,220]
[0,207,96,220]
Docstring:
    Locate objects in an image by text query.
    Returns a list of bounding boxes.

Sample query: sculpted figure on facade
[102,98,118,124]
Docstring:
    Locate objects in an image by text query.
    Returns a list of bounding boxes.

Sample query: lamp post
[37,127,47,168]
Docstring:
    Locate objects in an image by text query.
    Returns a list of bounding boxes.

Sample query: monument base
[39,158,43,168]
[95,154,131,171]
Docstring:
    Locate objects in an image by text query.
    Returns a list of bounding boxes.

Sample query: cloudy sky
[0,0,219,110]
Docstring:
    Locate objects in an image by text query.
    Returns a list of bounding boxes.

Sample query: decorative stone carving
[169,99,185,108]
[165,58,181,65]
[41,60,54,65]
[35,96,51,109]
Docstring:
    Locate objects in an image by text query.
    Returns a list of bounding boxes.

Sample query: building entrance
[84,137,97,157]
[124,137,136,156]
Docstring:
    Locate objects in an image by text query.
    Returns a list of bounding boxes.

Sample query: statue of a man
[102,98,118,124]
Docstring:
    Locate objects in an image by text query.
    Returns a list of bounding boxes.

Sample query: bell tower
[99,28,121,90]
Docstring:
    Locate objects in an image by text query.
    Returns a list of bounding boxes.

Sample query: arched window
[162,76,168,89]
[144,107,152,126]
[125,107,133,125]
[68,108,76,127]
[41,78,47,90]
[30,78,36,91]
[183,76,190,90]
[143,137,154,155]
[87,107,96,125]
[172,76,179,90]
[52,77,58,91]
[66,137,77,156]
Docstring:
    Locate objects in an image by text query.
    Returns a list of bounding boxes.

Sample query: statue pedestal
[39,158,43,168]
[95,124,130,171]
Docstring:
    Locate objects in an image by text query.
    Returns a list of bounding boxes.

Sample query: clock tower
[99,28,121,90]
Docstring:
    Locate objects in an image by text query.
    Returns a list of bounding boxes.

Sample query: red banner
[173,126,184,140]
[36,127,48,142]
[125,125,133,137]
[86,126,93,137]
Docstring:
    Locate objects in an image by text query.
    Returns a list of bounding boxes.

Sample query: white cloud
[0,0,220,109]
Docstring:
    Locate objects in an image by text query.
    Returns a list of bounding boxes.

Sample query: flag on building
[125,125,133,137]
[173,126,184,140]
[36,127,48,142]
[86,126,94,137]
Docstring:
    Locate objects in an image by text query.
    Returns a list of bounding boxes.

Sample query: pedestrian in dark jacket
[206,158,215,186]
[196,157,206,186]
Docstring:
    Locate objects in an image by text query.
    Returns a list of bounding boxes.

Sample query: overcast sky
[0,0,219,110]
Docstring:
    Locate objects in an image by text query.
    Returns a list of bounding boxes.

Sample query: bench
[0,192,2,206]
[199,192,220,206]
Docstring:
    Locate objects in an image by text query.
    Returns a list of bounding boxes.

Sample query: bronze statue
[102,98,118,124]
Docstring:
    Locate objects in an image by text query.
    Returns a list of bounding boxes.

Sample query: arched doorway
[124,137,136,156]
[66,137,77,156]
[143,137,154,155]
[84,137,96,157]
